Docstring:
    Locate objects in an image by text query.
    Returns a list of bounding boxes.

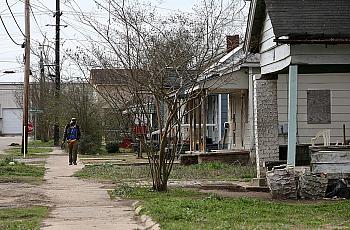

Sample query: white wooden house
[244,0,350,177]
[184,43,260,156]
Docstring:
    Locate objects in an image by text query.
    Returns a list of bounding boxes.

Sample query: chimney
[226,35,239,53]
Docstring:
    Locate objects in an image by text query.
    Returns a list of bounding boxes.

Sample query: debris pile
[267,165,329,199]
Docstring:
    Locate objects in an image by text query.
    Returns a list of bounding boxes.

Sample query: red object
[28,122,33,134]
[120,138,132,148]
[132,125,148,135]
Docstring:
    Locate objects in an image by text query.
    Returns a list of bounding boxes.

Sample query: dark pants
[68,140,78,164]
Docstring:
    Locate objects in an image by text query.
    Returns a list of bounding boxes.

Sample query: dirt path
[0,183,48,208]
[41,149,144,230]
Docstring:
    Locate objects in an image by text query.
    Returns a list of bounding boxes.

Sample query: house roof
[0,72,30,84]
[245,0,350,52]
[199,46,260,82]
[266,0,350,39]
[90,69,139,85]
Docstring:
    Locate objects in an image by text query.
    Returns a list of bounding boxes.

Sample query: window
[307,90,331,124]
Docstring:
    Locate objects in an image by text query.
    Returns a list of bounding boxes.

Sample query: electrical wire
[5,0,25,36]
[0,15,22,46]
[30,3,46,38]
[0,0,20,14]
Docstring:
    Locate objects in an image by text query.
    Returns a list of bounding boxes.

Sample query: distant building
[0,72,24,135]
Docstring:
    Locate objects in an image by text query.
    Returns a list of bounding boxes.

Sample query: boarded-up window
[307,90,331,124]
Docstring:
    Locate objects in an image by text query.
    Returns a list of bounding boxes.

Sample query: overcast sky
[0,0,246,81]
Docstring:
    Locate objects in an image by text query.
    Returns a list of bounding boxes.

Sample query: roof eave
[274,38,350,44]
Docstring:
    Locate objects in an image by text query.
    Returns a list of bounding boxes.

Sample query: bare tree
[66,0,246,191]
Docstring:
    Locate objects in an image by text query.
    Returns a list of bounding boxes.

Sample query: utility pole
[22,0,30,156]
[53,0,61,146]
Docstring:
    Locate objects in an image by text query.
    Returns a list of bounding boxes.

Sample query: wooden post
[343,124,346,145]
[193,99,197,151]
[202,93,207,152]
[235,92,243,149]
[287,65,298,167]
[198,96,202,151]
[189,100,193,151]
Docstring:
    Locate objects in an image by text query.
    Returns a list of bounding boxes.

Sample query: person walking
[62,118,81,165]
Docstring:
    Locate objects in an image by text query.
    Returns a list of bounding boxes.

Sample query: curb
[132,201,160,230]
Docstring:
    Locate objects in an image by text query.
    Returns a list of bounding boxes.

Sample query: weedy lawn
[0,158,45,184]
[111,186,350,230]
[75,162,256,182]
[0,206,49,230]
[3,147,53,159]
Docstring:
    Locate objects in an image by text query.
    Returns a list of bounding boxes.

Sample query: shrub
[106,142,119,153]
[79,134,102,155]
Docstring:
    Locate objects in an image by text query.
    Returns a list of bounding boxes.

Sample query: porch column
[198,97,202,151]
[202,93,207,152]
[227,93,234,149]
[189,100,193,151]
[287,65,298,167]
[193,99,197,151]
[254,76,279,178]
[235,92,243,149]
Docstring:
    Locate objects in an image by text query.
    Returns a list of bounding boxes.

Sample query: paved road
[41,149,144,230]
[0,136,22,153]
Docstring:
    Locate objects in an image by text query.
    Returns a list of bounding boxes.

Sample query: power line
[0,11,50,17]
[30,3,46,38]
[0,60,22,63]
[5,0,24,36]
[0,0,20,14]
[0,15,23,46]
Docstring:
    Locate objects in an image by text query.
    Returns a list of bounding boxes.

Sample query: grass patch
[75,162,255,182]
[111,186,350,229]
[0,158,45,184]
[175,162,256,181]
[3,147,53,159]
[28,140,54,148]
[0,206,49,230]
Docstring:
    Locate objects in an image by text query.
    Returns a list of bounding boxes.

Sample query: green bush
[79,134,102,155]
[105,142,119,153]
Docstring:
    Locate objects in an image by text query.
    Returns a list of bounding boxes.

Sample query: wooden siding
[204,70,249,91]
[259,13,291,74]
[291,44,350,65]
[259,15,275,53]
[0,85,20,109]
[277,73,350,144]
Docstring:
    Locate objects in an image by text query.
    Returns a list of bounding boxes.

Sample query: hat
[71,118,77,121]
